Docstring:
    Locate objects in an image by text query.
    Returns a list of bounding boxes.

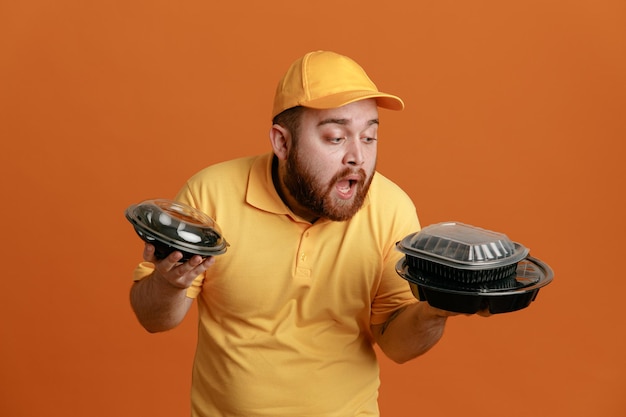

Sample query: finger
[162,255,214,289]
[143,243,156,261]
[192,256,216,274]
[171,255,208,277]
[422,302,460,317]
[166,250,184,265]
[202,256,216,268]
[186,254,205,267]
[154,251,184,275]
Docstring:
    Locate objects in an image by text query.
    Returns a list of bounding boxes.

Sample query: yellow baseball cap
[272,50,405,118]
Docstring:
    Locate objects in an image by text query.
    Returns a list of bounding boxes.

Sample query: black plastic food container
[396,222,553,314]
[125,199,229,261]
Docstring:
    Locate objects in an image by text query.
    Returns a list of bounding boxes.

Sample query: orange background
[1,1,625,416]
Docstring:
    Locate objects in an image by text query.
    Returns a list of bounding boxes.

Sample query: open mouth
[335,177,359,199]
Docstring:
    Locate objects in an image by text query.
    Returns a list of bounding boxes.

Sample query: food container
[125,199,229,261]
[395,222,553,314]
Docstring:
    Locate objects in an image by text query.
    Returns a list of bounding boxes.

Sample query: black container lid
[397,221,529,270]
[125,199,228,257]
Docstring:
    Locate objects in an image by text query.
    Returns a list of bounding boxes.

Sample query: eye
[328,137,345,144]
[362,137,378,144]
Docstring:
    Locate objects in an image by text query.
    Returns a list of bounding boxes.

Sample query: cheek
[363,147,378,172]
[300,149,339,178]
[309,160,336,184]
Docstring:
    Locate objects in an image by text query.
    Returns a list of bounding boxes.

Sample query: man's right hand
[143,243,215,290]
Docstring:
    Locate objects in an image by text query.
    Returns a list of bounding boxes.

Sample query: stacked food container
[396,222,553,314]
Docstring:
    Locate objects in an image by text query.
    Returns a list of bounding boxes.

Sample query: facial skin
[270,99,379,222]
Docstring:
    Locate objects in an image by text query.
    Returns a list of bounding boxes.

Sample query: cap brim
[302,90,405,111]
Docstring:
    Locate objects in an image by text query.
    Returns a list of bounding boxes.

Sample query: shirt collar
[246,152,291,216]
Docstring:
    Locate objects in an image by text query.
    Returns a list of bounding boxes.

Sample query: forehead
[303,99,379,127]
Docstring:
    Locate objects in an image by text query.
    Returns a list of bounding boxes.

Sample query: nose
[343,138,365,166]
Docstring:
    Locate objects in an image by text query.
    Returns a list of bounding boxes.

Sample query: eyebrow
[317,118,379,127]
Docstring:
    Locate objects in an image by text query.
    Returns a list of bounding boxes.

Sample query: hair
[272,106,305,143]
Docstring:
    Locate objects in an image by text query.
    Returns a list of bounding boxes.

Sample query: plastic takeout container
[395,222,553,314]
[125,199,228,261]
[397,222,530,284]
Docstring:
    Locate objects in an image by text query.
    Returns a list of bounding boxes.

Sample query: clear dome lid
[125,199,228,259]
[397,221,528,269]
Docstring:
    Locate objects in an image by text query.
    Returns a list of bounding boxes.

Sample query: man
[130,50,456,416]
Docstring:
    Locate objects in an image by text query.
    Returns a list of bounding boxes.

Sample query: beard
[283,147,374,222]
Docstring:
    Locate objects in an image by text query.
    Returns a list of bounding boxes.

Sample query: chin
[322,200,363,222]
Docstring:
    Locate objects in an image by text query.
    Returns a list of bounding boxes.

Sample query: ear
[269,124,291,161]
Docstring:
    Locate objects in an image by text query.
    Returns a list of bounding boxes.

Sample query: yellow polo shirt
[133,152,420,416]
